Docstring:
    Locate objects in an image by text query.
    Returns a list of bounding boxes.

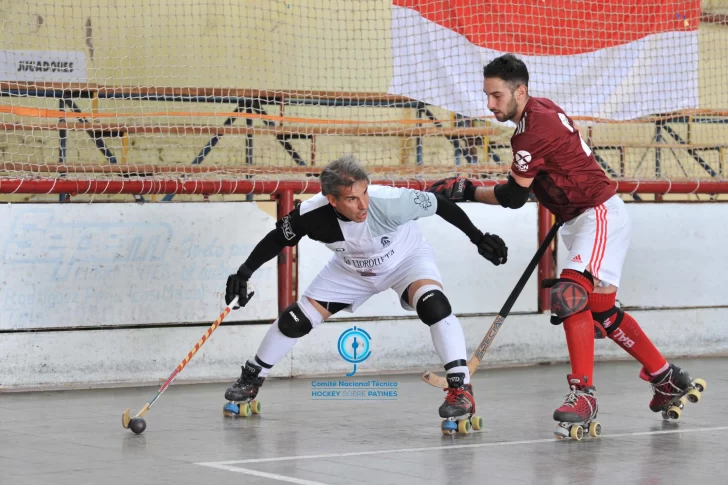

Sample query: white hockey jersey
[274,185,438,274]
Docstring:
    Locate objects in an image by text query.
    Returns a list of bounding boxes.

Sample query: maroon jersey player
[428,54,706,439]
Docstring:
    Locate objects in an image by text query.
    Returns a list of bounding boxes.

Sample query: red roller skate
[640,364,707,420]
[553,374,601,441]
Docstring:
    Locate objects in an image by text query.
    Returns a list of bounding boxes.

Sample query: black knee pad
[592,306,624,338]
[543,269,593,326]
[416,289,452,326]
[278,302,313,338]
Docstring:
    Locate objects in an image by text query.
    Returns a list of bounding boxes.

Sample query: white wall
[0,202,279,328]
[1,201,726,390]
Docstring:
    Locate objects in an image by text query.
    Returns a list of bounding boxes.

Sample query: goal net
[1,0,726,199]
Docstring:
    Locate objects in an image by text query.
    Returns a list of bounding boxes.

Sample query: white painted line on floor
[196,425,728,469]
[199,462,330,485]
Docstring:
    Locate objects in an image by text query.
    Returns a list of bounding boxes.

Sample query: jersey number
[558,113,593,157]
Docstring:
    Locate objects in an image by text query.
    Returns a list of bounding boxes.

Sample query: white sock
[254,320,298,377]
[429,314,470,384]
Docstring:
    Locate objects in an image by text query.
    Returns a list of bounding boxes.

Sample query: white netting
[0,1,726,197]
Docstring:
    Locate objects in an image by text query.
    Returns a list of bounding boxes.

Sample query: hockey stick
[122,295,241,434]
[421,222,563,388]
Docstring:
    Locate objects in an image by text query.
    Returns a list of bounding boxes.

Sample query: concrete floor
[1,358,727,485]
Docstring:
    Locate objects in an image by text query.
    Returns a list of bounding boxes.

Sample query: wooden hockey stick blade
[120,297,238,430]
[122,403,151,428]
[420,221,563,389]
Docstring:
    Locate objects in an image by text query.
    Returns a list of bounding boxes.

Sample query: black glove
[476,233,508,266]
[225,264,255,309]
[427,177,475,202]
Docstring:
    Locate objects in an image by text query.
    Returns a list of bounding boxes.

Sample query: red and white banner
[389,0,700,120]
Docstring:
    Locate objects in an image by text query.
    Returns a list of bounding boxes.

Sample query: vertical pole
[277,189,295,313]
[655,120,663,201]
[537,204,556,312]
[246,104,254,202]
[311,135,316,167]
[416,103,423,166]
[58,98,68,202]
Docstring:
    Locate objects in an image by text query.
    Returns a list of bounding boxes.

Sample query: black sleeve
[243,230,286,273]
[273,204,308,246]
[434,193,483,244]
[243,205,309,273]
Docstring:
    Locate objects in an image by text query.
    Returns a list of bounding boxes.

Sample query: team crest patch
[514,150,532,172]
[414,191,432,210]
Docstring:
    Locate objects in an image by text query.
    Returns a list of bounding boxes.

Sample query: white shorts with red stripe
[560,194,632,288]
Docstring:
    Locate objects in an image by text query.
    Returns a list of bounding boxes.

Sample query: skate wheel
[457,419,471,434]
[441,420,457,436]
[680,396,687,406]
[554,422,570,440]
[250,400,261,414]
[471,415,483,431]
[661,410,670,420]
[686,389,701,404]
[569,425,583,441]
[223,402,240,417]
[239,402,251,417]
[694,378,706,392]
[667,405,681,420]
[588,421,602,438]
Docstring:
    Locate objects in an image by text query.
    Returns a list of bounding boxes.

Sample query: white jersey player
[223,154,508,423]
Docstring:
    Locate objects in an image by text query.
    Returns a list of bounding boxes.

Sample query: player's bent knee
[544,269,594,325]
[278,303,312,338]
[278,298,324,338]
[413,285,452,326]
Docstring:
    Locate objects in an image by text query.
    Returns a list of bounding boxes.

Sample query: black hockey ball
[129,417,146,435]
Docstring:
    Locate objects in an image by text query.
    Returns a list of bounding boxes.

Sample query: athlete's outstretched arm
[225,207,307,308]
[433,193,508,266]
[433,192,483,243]
[475,172,533,208]
[428,174,533,209]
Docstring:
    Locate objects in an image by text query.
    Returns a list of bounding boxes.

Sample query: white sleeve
[390,188,438,224]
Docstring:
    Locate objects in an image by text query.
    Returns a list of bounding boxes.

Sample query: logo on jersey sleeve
[413,191,432,210]
[280,215,296,240]
[514,150,532,172]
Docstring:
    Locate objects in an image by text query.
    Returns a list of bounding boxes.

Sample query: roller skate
[222,360,264,418]
[640,364,707,421]
[439,373,483,435]
[553,374,601,441]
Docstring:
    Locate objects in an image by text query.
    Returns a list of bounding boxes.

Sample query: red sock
[590,292,668,375]
[558,270,596,386]
[563,311,595,386]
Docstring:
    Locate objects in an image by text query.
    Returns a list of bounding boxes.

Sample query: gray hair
[319,154,370,197]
